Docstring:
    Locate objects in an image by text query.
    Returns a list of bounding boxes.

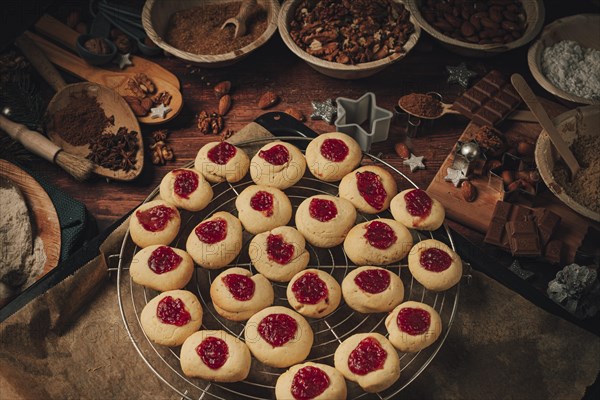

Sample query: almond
[258,91,279,109]
[124,96,147,117]
[140,97,154,112]
[461,181,477,202]
[66,10,80,28]
[214,81,231,99]
[284,108,305,121]
[218,94,232,116]
[394,142,410,159]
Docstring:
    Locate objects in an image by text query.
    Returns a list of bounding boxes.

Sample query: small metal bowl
[75,34,117,65]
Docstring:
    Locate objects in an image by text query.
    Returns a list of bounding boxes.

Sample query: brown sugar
[553,135,600,213]
[165,2,268,55]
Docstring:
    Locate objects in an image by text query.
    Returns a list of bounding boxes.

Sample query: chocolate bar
[506,220,542,257]
[452,70,522,127]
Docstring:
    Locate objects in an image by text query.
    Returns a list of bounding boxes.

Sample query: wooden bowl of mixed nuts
[142,0,280,67]
[405,0,544,57]
[278,0,421,79]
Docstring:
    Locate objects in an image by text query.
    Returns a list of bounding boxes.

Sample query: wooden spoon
[25,31,182,125]
[397,93,537,122]
[14,34,143,182]
[511,74,580,177]
[221,0,257,38]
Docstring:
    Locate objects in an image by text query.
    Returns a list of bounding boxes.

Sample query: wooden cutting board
[427,99,600,263]
[0,160,61,278]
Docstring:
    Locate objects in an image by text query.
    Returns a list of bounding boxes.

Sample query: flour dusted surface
[541,40,600,101]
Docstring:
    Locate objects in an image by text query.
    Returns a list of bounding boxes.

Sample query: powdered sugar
[541,40,600,101]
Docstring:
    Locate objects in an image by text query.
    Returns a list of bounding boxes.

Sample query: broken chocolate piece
[544,240,563,264]
[533,208,561,245]
[506,220,541,257]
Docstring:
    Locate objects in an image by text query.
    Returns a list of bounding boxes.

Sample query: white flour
[541,40,600,100]
[0,176,46,295]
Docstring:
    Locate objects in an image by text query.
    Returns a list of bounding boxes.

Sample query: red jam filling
[195,218,227,244]
[320,138,349,162]
[222,273,255,301]
[250,191,274,217]
[354,269,391,294]
[356,171,387,210]
[259,144,289,165]
[348,337,387,376]
[257,313,298,347]
[397,307,431,336]
[136,205,175,232]
[207,141,237,165]
[196,336,229,370]
[173,169,199,199]
[420,248,452,272]
[364,221,397,250]
[291,272,328,305]
[291,366,330,400]
[148,246,182,274]
[156,296,191,326]
[308,198,337,222]
[404,189,432,218]
[266,234,295,265]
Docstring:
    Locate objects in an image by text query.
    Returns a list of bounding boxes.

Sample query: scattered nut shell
[218,94,232,116]
[394,142,411,159]
[284,108,305,121]
[258,91,279,109]
[214,81,231,99]
[461,181,477,202]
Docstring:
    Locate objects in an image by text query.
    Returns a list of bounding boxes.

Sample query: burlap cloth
[1,127,599,399]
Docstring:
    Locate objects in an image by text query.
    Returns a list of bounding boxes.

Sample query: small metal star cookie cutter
[334,92,393,152]
[393,91,442,138]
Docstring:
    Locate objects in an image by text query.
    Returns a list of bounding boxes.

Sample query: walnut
[197,111,224,135]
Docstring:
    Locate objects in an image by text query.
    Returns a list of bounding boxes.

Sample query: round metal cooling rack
[117,136,461,400]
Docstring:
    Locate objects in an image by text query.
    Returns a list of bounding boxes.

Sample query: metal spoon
[221,0,257,38]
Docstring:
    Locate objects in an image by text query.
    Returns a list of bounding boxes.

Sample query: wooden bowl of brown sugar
[142,0,280,67]
[535,105,600,222]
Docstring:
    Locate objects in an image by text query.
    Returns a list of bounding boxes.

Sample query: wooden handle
[237,0,257,22]
[24,31,99,82]
[0,115,61,163]
[511,74,580,176]
[14,34,67,92]
[34,14,79,50]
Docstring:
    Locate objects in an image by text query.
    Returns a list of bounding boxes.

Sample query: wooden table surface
[25,2,597,242]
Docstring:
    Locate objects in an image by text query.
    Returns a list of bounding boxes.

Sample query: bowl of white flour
[528,14,600,106]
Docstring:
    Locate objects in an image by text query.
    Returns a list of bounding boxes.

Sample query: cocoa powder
[48,92,114,146]
[399,93,443,118]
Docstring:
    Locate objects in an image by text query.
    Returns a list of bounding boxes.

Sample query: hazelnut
[75,22,88,35]
[501,170,514,185]
[517,141,535,157]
